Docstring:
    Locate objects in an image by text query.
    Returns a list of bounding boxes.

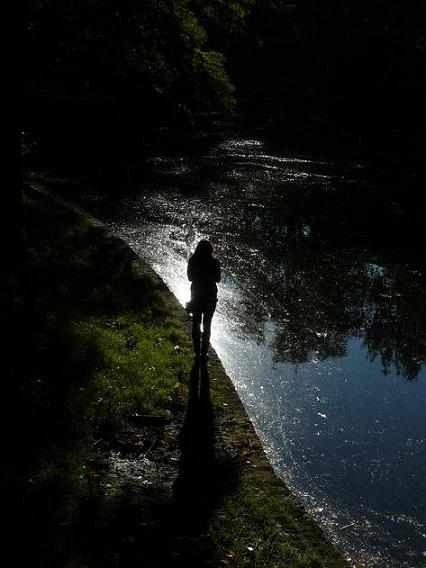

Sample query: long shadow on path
[170,359,240,566]
[69,361,240,568]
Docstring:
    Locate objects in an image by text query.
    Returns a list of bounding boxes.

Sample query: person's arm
[187,259,194,281]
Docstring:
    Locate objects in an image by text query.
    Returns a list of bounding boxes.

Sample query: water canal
[43,133,426,566]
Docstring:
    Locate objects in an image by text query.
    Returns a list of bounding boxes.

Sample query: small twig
[339,522,356,530]
[142,436,159,459]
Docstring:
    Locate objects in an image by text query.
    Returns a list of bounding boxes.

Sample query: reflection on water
[78,137,426,567]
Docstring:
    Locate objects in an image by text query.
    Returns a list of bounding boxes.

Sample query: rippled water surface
[77,137,426,567]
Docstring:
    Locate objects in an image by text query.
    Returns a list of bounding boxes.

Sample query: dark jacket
[187,255,221,304]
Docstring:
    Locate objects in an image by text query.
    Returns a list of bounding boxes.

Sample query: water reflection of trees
[228,228,426,381]
[363,265,426,379]
[270,242,366,365]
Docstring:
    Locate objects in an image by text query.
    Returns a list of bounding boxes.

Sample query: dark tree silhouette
[4,2,27,264]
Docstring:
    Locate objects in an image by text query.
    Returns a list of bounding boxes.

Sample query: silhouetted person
[187,240,221,359]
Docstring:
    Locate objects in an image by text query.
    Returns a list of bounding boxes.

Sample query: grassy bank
[1,186,346,567]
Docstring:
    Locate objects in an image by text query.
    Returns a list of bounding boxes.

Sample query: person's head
[193,239,214,258]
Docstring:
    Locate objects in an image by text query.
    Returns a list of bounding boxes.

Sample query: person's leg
[192,310,202,357]
[201,307,215,358]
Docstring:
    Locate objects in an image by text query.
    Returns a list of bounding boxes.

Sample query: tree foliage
[243,1,426,100]
[27,1,426,124]
[28,0,249,117]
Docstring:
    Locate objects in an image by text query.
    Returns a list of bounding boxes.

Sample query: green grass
[1,188,193,565]
[212,487,324,567]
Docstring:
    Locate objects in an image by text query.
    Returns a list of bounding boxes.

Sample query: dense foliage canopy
[28,0,252,118]
[27,1,426,124]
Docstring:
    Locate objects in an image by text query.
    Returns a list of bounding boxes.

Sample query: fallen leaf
[225,549,239,560]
